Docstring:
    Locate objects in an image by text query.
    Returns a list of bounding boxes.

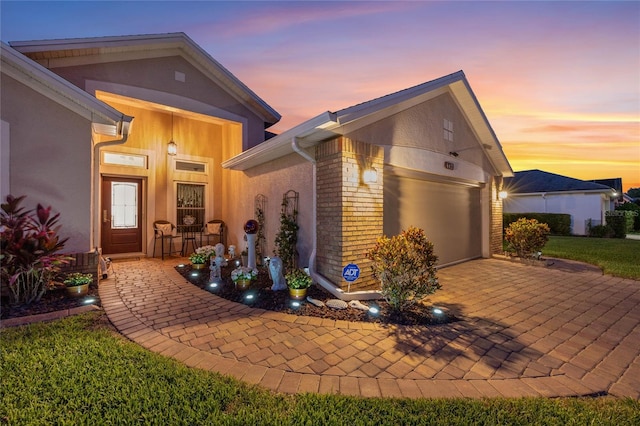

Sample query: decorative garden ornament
[209,257,221,283]
[214,243,227,267]
[269,256,286,291]
[244,219,259,269]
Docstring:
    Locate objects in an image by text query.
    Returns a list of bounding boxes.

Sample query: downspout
[291,137,380,301]
[92,117,134,250]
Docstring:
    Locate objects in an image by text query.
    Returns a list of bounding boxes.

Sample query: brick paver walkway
[99,257,640,399]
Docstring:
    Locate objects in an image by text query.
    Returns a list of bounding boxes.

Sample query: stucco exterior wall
[1,75,93,253]
[49,56,268,149]
[344,92,494,173]
[223,153,314,268]
[504,193,608,235]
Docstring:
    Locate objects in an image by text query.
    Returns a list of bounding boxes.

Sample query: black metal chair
[201,219,225,246]
[153,220,179,260]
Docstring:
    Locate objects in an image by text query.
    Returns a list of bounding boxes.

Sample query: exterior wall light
[167,141,178,156]
[167,112,177,156]
[498,190,508,200]
[363,168,377,184]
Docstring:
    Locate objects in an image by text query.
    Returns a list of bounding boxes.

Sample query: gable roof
[504,170,616,194]
[1,41,133,136]
[222,70,513,176]
[9,32,280,127]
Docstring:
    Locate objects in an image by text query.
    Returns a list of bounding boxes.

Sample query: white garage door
[384,175,482,266]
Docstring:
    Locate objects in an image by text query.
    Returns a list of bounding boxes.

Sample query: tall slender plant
[274,191,299,272]
[0,195,70,305]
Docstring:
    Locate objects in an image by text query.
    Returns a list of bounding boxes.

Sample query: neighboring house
[589,177,623,206]
[503,170,618,236]
[1,33,512,298]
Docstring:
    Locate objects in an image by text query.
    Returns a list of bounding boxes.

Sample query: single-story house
[503,170,618,235]
[1,32,512,298]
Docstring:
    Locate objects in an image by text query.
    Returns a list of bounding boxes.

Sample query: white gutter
[92,117,134,248]
[291,137,381,301]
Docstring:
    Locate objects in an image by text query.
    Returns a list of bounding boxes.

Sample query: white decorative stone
[326,299,348,310]
[348,300,369,311]
[306,296,325,307]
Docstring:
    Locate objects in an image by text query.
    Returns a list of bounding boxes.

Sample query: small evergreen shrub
[366,227,440,312]
[605,213,627,239]
[504,218,550,258]
[614,204,639,231]
[588,224,614,238]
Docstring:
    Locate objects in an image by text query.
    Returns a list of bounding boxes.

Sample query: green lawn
[543,236,640,280]
[1,313,638,425]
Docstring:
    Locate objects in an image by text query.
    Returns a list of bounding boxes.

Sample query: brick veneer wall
[59,251,100,285]
[490,176,504,255]
[316,137,384,292]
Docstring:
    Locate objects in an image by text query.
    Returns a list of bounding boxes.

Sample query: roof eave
[509,189,617,196]
[1,42,131,135]
[222,112,338,171]
[10,33,280,126]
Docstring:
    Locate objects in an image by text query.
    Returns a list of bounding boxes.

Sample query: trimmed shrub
[504,218,550,258]
[614,204,640,231]
[605,213,627,239]
[366,227,440,312]
[503,213,571,236]
[588,224,614,238]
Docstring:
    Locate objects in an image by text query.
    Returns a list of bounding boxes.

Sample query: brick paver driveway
[99,257,640,399]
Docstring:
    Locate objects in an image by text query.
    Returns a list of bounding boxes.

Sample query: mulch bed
[1,283,101,320]
[1,263,456,327]
[176,263,456,327]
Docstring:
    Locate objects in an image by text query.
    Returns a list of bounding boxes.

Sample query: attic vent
[176,161,205,173]
[443,119,454,142]
[175,71,185,82]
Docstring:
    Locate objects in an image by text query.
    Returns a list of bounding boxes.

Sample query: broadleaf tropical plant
[366,226,440,312]
[0,195,70,305]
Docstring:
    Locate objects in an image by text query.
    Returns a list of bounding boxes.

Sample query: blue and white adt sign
[342,263,360,282]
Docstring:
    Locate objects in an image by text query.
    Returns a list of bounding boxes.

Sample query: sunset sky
[2,1,639,190]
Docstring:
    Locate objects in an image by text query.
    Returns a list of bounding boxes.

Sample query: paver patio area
[99,257,640,399]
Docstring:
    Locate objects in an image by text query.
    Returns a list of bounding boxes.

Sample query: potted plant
[189,252,208,269]
[63,272,93,297]
[286,268,312,300]
[231,266,258,290]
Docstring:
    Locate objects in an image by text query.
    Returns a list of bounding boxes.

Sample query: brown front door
[101,177,143,254]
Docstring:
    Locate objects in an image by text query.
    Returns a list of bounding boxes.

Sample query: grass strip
[1,312,638,425]
[544,236,640,280]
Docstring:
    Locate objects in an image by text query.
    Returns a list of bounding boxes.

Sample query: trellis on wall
[274,190,299,271]
[254,194,267,264]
